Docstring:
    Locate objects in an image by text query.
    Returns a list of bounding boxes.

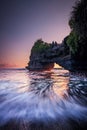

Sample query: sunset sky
[0,0,76,68]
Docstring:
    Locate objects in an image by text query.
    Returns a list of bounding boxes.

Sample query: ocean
[0,68,87,130]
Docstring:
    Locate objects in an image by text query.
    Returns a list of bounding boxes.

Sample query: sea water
[0,68,87,130]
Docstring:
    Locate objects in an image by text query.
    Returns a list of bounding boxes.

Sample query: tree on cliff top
[67,0,87,58]
[31,39,50,53]
[70,0,87,39]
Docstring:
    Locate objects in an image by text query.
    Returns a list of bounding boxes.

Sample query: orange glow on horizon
[0,62,64,69]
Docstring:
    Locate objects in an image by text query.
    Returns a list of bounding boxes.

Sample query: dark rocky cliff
[26,36,87,71]
[26,38,73,71]
[27,0,87,71]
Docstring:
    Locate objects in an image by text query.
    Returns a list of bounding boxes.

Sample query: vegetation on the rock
[67,31,78,54]
[31,39,50,53]
[70,0,87,39]
[67,0,87,56]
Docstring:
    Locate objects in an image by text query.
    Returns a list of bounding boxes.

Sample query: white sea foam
[0,69,87,128]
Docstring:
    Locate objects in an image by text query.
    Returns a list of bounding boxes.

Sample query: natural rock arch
[26,38,72,71]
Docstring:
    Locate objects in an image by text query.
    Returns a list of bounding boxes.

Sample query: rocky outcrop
[27,0,87,72]
[26,37,73,71]
[26,36,87,72]
[26,52,54,71]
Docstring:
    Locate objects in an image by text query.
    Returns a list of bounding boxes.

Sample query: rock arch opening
[54,63,62,69]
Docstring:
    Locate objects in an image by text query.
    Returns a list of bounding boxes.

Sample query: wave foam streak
[0,69,87,130]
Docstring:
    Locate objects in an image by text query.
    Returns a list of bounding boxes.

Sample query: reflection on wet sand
[0,69,87,130]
